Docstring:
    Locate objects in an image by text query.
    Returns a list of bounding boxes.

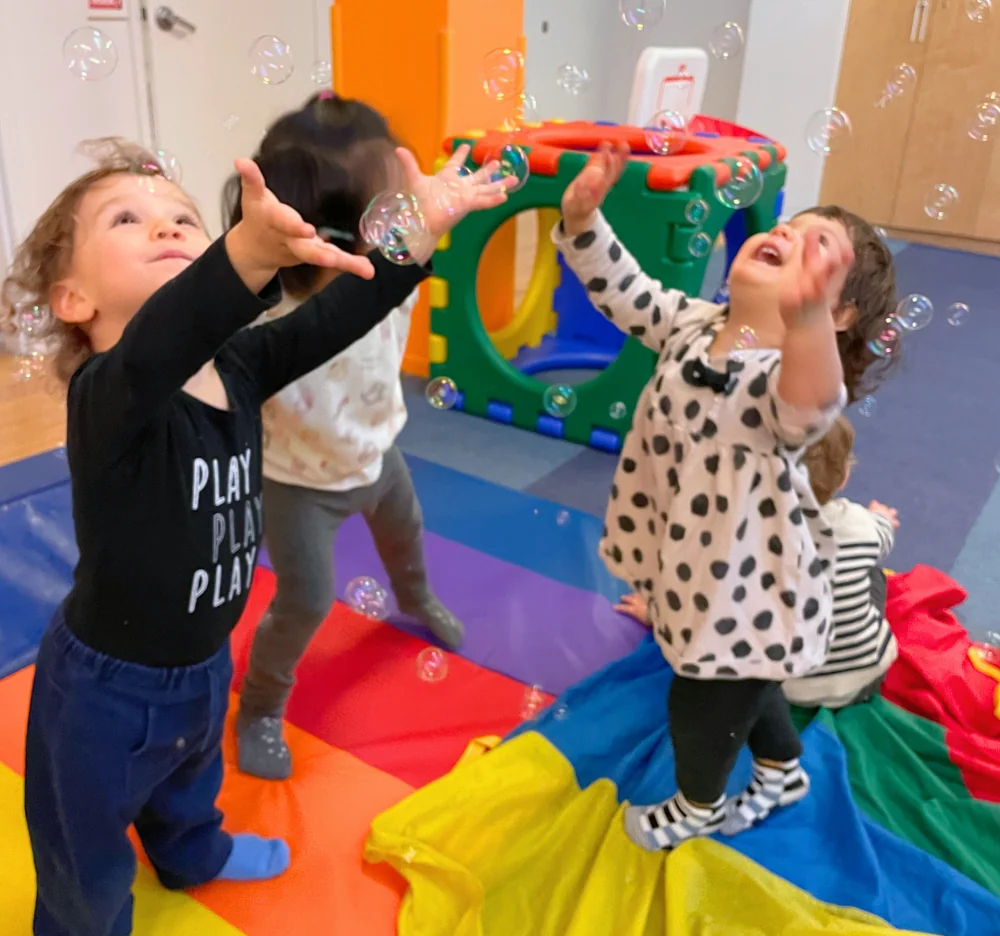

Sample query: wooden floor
[0,352,65,467]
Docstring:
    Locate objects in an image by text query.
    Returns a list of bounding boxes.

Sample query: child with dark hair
[222,94,465,781]
[556,141,897,851]
[3,135,507,936]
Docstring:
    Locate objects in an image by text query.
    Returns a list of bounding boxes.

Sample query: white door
[142,0,333,237]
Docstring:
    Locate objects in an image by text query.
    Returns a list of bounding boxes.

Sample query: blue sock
[216,834,291,882]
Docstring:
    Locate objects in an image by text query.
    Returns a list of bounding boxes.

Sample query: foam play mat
[1,448,999,934]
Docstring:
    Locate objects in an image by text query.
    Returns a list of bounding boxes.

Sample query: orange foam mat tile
[0,668,411,936]
[230,568,549,789]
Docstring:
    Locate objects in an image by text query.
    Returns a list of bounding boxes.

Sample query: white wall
[737,0,852,217]
[0,0,150,247]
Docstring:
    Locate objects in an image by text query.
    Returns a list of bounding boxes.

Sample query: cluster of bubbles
[9,303,52,382]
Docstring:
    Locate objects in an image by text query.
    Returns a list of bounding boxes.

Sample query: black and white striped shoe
[720,758,810,836]
[623,790,726,852]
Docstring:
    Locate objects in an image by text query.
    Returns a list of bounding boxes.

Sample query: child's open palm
[561,141,630,234]
[778,225,854,329]
[233,157,375,280]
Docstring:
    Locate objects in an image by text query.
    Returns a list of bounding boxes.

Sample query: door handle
[918,0,930,41]
[155,6,196,35]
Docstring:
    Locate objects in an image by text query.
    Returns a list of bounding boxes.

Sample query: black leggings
[669,676,803,804]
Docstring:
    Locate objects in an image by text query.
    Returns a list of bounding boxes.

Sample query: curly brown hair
[795,205,899,403]
[1,138,172,382]
[803,415,855,505]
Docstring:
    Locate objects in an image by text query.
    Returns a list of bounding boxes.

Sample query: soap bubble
[13,351,46,383]
[556,510,571,526]
[924,183,958,221]
[503,91,539,132]
[805,107,853,155]
[486,143,530,193]
[249,36,294,85]
[483,47,525,101]
[685,197,710,225]
[717,157,763,209]
[552,703,570,721]
[222,113,240,132]
[966,0,991,22]
[520,684,547,720]
[311,60,332,87]
[345,576,389,620]
[64,27,118,81]
[978,630,1000,665]
[426,376,460,410]
[947,302,970,327]
[643,109,688,156]
[858,395,877,418]
[730,325,758,363]
[15,303,52,337]
[360,191,433,265]
[867,317,901,358]
[556,63,590,96]
[416,647,449,682]
[894,294,933,331]
[543,384,577,418]
[689,232,713,259]
[431,164,473,215]
[609,401,628,420]
[709,21,745,60]
[968,100,1000,142]
[620,0,665,30]
[876,63,917,107]
[873,226,888,241]
[148,149,181,184]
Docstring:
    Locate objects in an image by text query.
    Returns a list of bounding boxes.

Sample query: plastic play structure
[426,119,788,452]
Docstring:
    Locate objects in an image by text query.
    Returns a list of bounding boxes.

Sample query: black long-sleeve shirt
[62,238,429,666]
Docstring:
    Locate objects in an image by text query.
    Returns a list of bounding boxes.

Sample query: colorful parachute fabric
[366,568,1000,935]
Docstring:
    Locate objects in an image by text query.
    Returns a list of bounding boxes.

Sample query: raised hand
[226,157,375,292]
[778,223,855,329]
[868,500,900,529]
[561,140,630,235]
[614,591,652,626]
[397,144,512,239]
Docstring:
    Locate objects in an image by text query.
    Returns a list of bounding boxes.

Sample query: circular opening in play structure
[475,209,614,391]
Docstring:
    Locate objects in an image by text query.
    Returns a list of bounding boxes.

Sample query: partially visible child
[4,136,506,935]
[556,141,896,851]
[618,416,900,710]
[222,94,464,781]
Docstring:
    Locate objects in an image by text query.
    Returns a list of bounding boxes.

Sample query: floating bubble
[717,157,763,209]
[620,0,665,30]
[556,63,590,96]
[609,400,628,420]
[730,325,758,362]
[894,294,933,331]
[483,47,525,101]
[556,510,571,526]
[966,0,991,22]
[503,91,540,132]
[689,232,713,259]
[685,197,710,225]
[947,302,971,327]
[360,191,433,265]
[867,317,901,358]
[924,183,958,221]
[16,303,51,337]
[222,114,240,132]
[876,63,918,108]
[643,109,688,156]
[311,60,332,87]
[520,684,547,720]
[12,351,46,383]
[968,100,1000,142]
[709,21,745,60]
[64,27,118,82]
[486,143,530,194]
[543,384,577,418]
[426,376,460,410]
[416,647,449,683]
[873,226,888,242]
[978,630,1000,665]
[150,149,181,183]
[858,395,877,418]
[431,164,472,216]
[344,576,388,620]
[805,107,853,155]
[552,703,570,721]
[249,36,294,85]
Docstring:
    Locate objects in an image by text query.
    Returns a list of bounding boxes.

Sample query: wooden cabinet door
[820,0,931,225]
[891,0,1000,239]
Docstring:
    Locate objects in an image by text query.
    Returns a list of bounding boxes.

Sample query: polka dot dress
[554,214,846,682]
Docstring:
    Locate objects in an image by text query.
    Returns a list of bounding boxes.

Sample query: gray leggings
[240,445,429,719]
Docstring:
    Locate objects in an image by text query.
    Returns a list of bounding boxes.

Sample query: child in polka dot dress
[555,142,897,851]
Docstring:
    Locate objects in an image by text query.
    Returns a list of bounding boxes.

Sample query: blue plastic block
[748,135,772,144]
[724,209,749,279]
[454,390,466,412]
[590,428,622,453]
[695,131,721,138]
[486,400,514,424]
[595,120,619,127]
[775,189,786,219]
[536,414,566,439]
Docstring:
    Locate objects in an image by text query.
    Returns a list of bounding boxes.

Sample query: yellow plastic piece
[488,208,561,360]
[453,736,501,769]
[433,154,450,173]
[428,277,449,309]
[367,732,917,936]
[463,129,487,139]
[428,334,448,365]
[968,646,1000,720]
[437,231,451,252]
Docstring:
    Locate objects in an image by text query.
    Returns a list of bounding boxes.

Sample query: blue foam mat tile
[0,447,69,506]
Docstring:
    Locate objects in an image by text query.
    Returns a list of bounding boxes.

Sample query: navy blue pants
[24,614,235,936]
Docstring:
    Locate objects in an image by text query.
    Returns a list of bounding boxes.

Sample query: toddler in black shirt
[1,137,508,936]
